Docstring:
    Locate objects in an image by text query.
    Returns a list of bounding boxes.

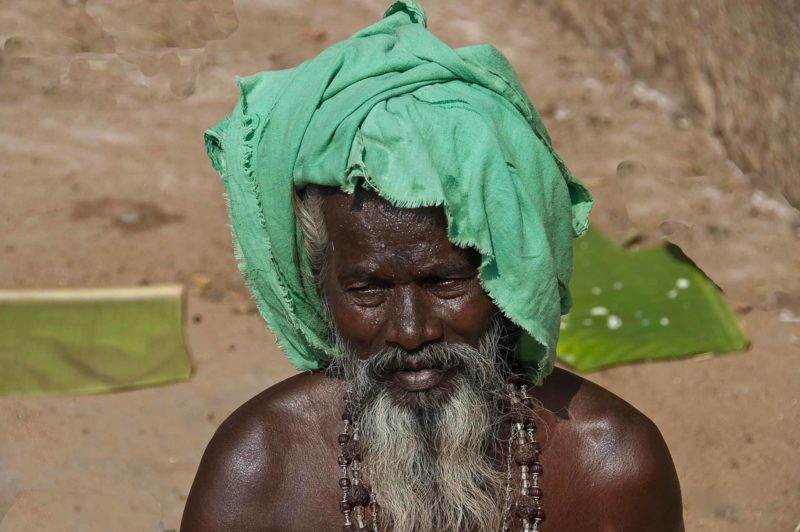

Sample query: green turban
[204,0,592,383]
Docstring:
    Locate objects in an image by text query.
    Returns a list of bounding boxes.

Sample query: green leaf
[558,228,748,371]
[0,285,192,396]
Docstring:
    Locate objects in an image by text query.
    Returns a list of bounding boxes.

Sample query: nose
[385,285,443,351]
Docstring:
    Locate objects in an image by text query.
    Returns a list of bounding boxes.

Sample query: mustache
[360,343,469,382]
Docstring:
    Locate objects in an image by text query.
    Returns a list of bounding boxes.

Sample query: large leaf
[558,228,748,371]
[0,285,192,395]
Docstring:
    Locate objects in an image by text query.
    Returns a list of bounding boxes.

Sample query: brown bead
[344,439,362,462]
[515,495,536,519]
[531,462,543,475]
[340,500,352,512]
[535,508,546,521]
[530,486,543,499]
[339,477,351,488]
[342,526,353,532]
[338,455,351,466]
[342,409,353,422]
[512,441,538,466]
[346,484,371,507]
[338,433,350,444]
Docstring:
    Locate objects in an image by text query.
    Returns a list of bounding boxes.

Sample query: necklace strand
[337,398,377,531]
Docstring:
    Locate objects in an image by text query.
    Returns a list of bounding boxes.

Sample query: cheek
[441,287,496,345]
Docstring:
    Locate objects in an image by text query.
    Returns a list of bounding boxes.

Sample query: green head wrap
[204,1,592,383]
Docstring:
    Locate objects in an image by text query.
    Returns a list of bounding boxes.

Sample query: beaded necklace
[337,399,378,531]
[336,376,545,531]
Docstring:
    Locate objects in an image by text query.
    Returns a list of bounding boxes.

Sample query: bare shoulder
[536,368,684,531]
[180,371,345,532]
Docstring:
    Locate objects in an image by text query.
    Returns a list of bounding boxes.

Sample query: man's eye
[346,284,387,306]
[426,277,471,297]
[347,283,380,292]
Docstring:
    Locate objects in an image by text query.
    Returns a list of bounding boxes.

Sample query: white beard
[328,320,512,532]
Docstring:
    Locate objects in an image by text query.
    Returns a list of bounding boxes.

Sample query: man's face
[320,188,497,398]
[316,188,509,531]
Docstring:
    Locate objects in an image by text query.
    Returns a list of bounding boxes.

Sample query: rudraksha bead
[535,508,546,521]
[346,484,371,507]
[342,409,353,422]
[340,500,352,512]
[338,433,350,444]
[530,462,543,475]
[515,495,536,519]
[338,455,351,466]
[512,441,538,466]
[530,486,543,499]
[339,477,351,488]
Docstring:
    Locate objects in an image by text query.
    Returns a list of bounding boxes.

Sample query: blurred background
[1,0,798,530]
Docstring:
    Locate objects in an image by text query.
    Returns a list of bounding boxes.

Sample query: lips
[391,356,454,392]
[393,368,446,391]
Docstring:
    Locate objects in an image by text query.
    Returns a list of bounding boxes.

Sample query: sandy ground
[1,1,799,530]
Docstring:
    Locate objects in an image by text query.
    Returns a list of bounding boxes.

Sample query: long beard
[327,319,513,532]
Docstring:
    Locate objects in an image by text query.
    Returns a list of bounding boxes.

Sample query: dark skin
[181,188,684,531]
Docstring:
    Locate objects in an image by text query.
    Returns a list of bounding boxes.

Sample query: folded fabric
[205,0,592,382]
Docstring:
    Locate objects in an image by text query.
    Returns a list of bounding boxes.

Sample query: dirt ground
[1,1,798,530]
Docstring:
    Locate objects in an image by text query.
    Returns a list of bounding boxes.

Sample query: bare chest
[263,432,602,531]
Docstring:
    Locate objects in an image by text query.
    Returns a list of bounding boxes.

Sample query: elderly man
[181,2,682,531]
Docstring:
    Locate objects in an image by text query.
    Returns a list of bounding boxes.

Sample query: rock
[767,291,800,322]
[190,273,212,291]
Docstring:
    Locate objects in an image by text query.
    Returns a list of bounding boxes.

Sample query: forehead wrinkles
[335,226,455,278]
[321,189,454,265]
[321,188,446,232]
